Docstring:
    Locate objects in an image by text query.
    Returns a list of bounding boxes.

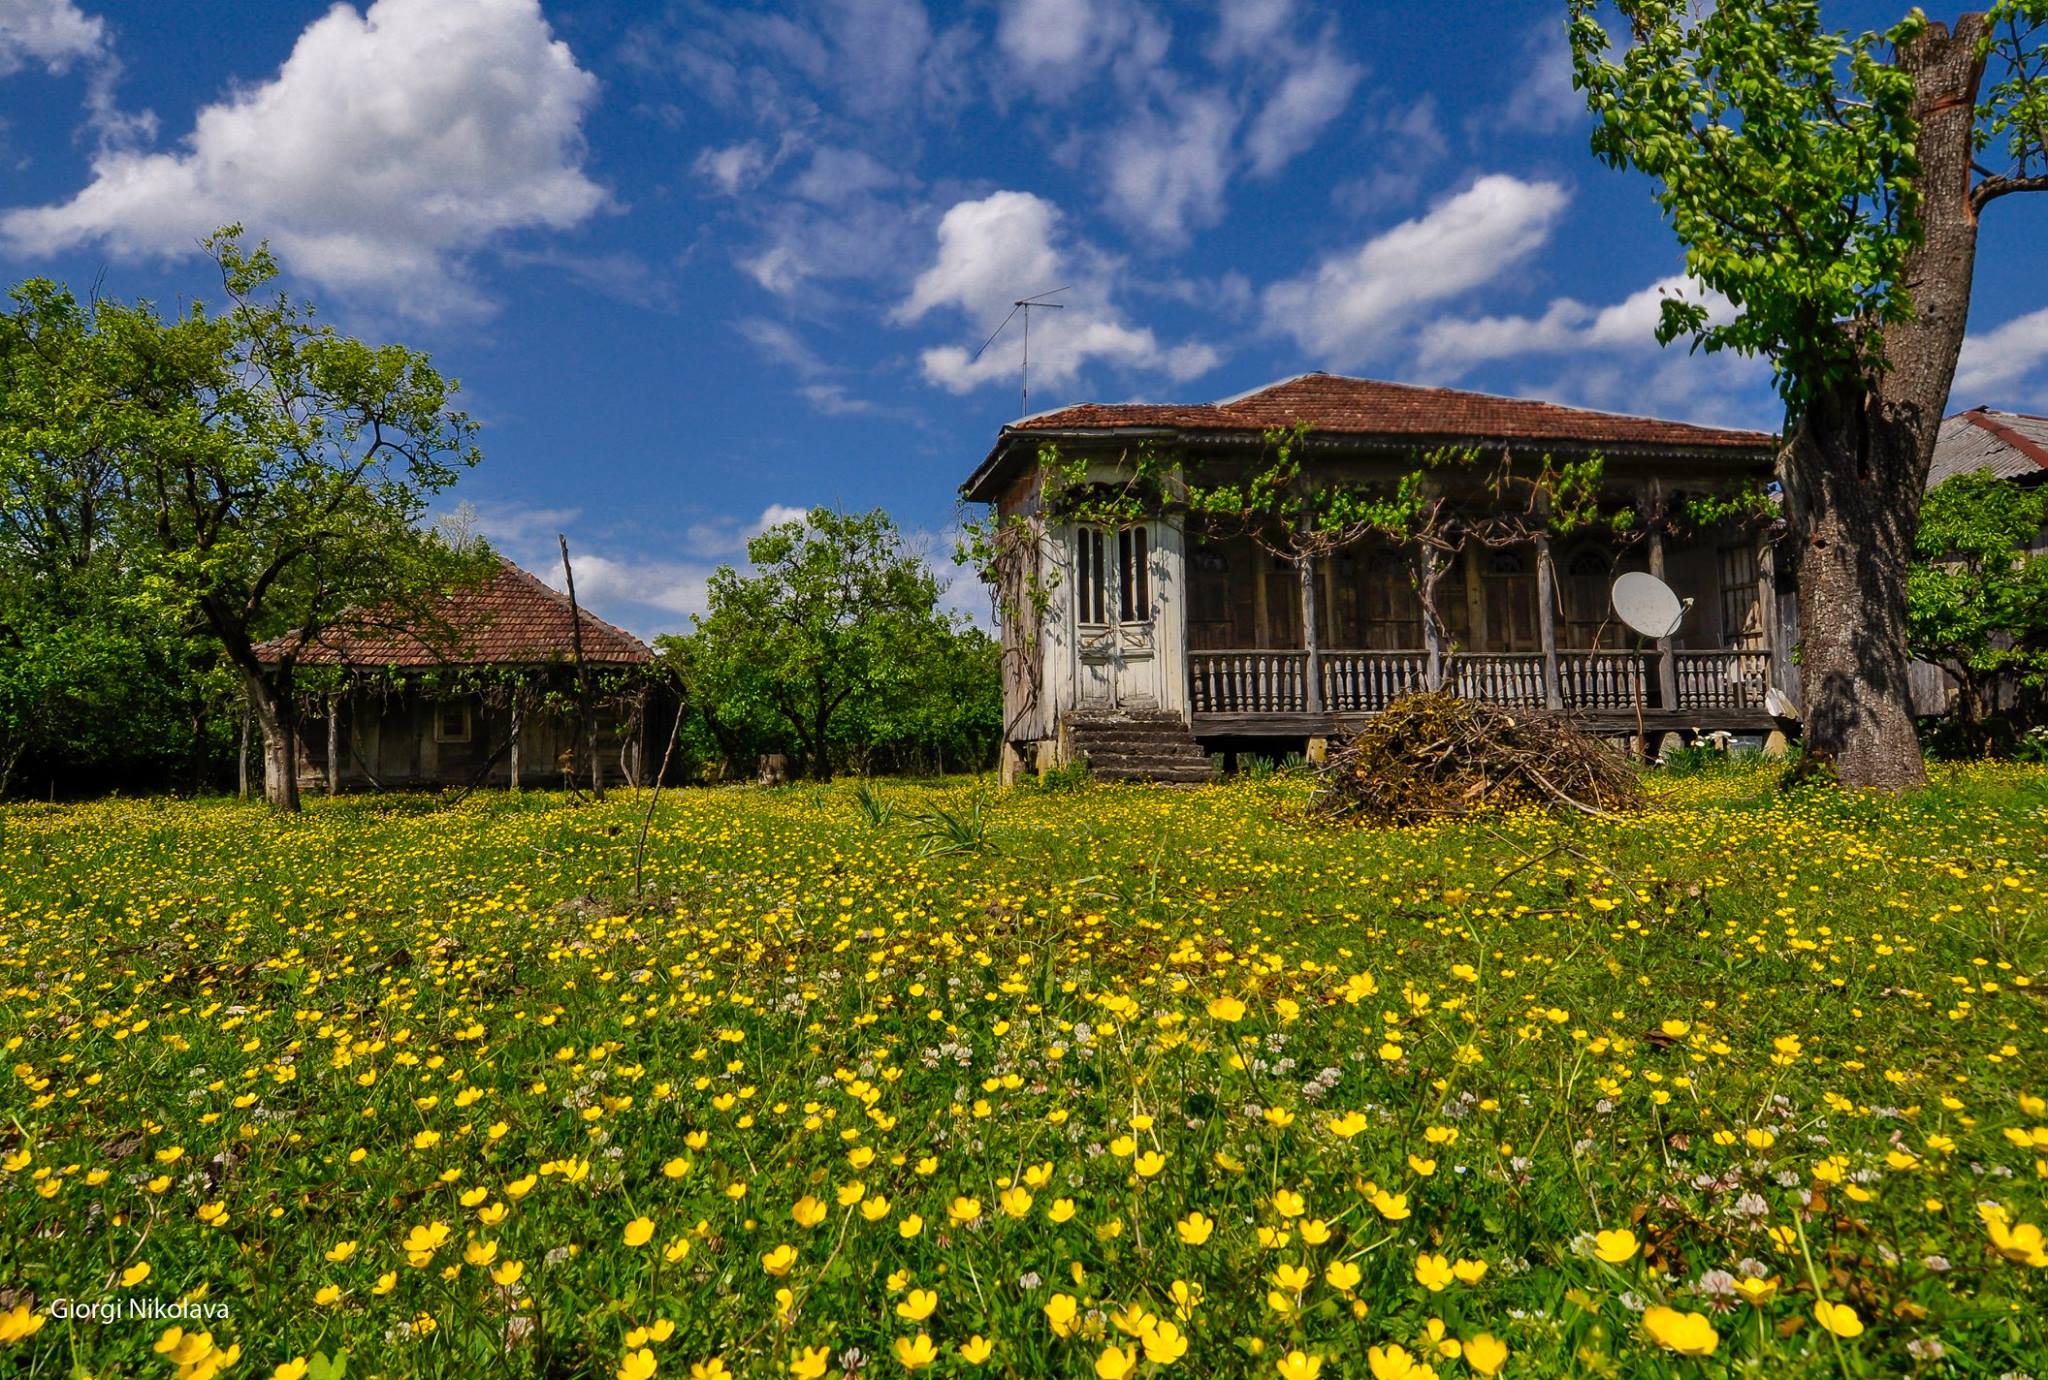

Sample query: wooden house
[253,556,653,791]
[962,373,1788,781]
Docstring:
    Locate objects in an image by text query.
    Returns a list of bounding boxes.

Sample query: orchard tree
[689,507,957,781]
[2,230,481,809]
[1569,1,2048,788]
[1907,470,2048,738]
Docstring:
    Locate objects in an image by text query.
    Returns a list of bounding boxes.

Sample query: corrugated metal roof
[1928,408,2048,487]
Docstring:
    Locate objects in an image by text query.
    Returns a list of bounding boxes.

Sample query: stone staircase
[1066,709,1215,784]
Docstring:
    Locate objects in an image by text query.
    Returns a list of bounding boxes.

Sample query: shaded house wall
[296,685,646,790]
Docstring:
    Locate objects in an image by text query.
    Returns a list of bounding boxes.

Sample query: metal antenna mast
[971,286,1068,417]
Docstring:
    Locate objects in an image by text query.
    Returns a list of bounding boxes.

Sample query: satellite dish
[1612,571,1688,640]
[1764,686,1798,720]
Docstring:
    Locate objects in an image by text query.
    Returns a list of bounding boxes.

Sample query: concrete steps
[1067,710,1215,784]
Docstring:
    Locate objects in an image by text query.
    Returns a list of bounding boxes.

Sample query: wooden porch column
[508,698,522,791]
[1647,484,1679,710]
[326,695,339,795]
[1534,534,1562,710]
[1298,543,1323,714]
[1420,546,1444,690]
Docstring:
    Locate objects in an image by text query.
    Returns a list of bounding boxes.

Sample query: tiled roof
[254,556,652,669]
[966,372,1777,499]
[1927,407,2048,487]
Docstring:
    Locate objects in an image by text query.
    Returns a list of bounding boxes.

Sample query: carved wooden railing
[1558,650,1653,711]
[1675,649,1770,710]
[1189,648,1770,716]
[1321,651,1430,712]
[1188,650,1309,713]
[1450,653,1547,707]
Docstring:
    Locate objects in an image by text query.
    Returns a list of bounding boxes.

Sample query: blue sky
[3,0,2044,637]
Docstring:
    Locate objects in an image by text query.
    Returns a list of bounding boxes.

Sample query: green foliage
[1907,471,2048,718]
[1569,0,2048,412]
[0,230,484,802]
[673,508,999,780]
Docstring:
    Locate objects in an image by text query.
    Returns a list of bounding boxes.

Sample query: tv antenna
[972,285,1068,418]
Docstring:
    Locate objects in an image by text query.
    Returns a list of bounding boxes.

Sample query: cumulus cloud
[895,190,1221,398]
[1415,275,1732,376]
[1,0,606,316]
[1954,305,2048,405]
[1098,90,1239,241]
[1243,41,1361,177]
[1500,21,1582,134]
[1262,174,1570,365]
[0,0,102,75]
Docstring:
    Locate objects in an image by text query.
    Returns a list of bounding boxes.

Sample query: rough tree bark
[1783,16,1986,790]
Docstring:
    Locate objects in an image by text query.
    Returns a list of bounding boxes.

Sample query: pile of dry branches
[1315,690,1644,825]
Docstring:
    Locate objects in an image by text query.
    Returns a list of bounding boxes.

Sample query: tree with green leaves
[1,230,482,809]
[683,507,970,781]
[1907,470,2048,740]
[1569,0,2048,788]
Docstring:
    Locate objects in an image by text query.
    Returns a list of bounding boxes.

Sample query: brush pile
[1315,690,1644,824]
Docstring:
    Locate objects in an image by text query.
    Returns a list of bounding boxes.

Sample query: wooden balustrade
[1320,651,1429,712]
[1674,649,1770,710]
[1188,650,1308,713]
[1557,650,1653,711]
[1189,648,1769,717]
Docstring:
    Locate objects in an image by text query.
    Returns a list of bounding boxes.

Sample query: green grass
[1,764,2045,1379]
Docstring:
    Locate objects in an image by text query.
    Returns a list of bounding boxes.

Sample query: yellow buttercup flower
[896,1289,936,1322]
[1813,1299,1865,1339]
[623,1217,655,1247]
[1643,1305,1718,1356]
[761,1244,798,1276]
[892,1334,937,1371]
[1176,1211,1214,1245]
[1275,1350,1324,1380]
[1593,1228,1638,1264]
[617,1349,657,1380]
[1463,1334,1509,1377]
[788,1347,830,1379]
[1094,1344,1137,1380]
[947,1196,982,1224]
[959,1336,994,1366]
[1414,1252,1454,1291]
[1207,996,1247,1023]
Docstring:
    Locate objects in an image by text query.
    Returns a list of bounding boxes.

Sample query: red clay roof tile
[254,556,651,669]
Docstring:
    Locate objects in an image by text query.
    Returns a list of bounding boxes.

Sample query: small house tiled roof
[254,556,651,669]
[963,372,1778,500]
[1927,407,2048,487]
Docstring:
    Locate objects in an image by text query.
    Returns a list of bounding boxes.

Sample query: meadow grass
[1,763,2044,1379]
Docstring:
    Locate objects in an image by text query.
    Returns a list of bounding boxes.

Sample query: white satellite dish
[1764,686,1798,720]
[1612,571,1689,640]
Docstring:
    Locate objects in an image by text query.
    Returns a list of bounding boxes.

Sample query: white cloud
[1501,22,1582,134]
[1101,88,1240,241]
[1243,42,1361,177]
[1416,275,1731,375]
[895,190,1221,398]
[1,0,605,316]
[0,0,102,75]
[1262,174,1569,365]
[995,0,1169,94]
[695,140,774,196]
[1954,305,2048,404]
[1211,0,1295,60]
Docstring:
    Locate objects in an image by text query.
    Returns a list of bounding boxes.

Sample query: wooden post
[1298,540,1323,715]
[1647,486,1679,711]
[1420,547,1444,691]
[326,695,339,795]
[1535,534,1562,711]
[1252,543,1271,646]
[238,696,251,801]
[508,696,522,791]
[559,533,605,800]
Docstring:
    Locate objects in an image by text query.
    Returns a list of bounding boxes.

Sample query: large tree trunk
[244,668,302,811]
[1782,17,1985,791]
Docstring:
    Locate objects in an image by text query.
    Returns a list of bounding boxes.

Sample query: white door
[1074,524,1158,709]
